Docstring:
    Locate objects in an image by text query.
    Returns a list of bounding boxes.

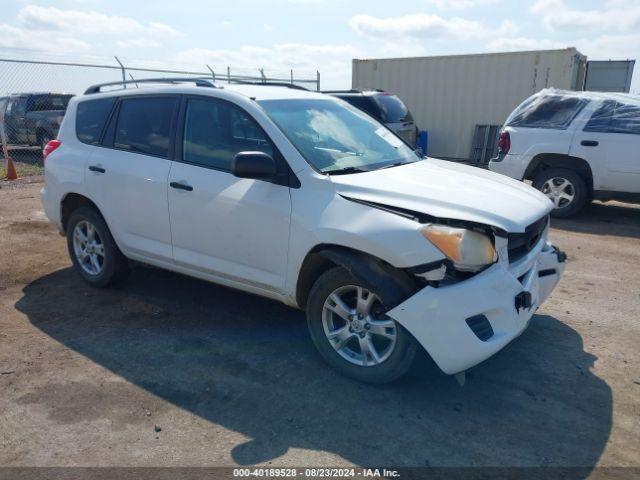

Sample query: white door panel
[168,163,291,291]
[570,99,640,193]
[571,133,640,192]
[168,95,291,291]
[85,148,173,260]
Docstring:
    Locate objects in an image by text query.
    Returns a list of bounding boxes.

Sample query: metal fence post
[316,70,320,91]
[227,66,231,84]
[206,65,216,83]
[260,68,266,84]
[114,56,126,87]
[290,69,294,85]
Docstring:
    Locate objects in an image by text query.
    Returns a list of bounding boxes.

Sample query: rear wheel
[306,267,417,384]
[533,167,588,218]
[66,206,129,287]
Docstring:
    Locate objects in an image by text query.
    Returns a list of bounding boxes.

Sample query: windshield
[374,94,412,123]
[258,98,419,174]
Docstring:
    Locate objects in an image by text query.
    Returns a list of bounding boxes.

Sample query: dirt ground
[0,178,639,472]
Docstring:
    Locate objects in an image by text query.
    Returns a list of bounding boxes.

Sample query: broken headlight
[421,224,497,272]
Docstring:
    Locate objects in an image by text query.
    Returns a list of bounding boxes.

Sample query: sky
[0,0,638,92]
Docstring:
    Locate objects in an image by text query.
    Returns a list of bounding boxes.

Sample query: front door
[168,96,291,292]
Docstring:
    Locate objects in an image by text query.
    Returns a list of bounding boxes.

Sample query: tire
[533,167,588,218]
[306,266,417,384]
[66,206,129,287]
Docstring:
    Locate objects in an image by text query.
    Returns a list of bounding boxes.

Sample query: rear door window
[114,96,177,158]
[507,95,587,129]
[76,97,117,145]
[585,101,640,135]
[182,97,274,171]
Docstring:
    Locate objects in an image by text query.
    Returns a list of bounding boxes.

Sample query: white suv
[41,78,566,384]
[489,89,640,218]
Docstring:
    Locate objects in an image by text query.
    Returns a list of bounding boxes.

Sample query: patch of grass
[1,151,44,178]
[0,161,44,178]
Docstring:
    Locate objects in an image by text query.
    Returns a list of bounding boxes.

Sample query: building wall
[352,48,586,160]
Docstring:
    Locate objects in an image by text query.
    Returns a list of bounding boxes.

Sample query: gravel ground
[0,179,638,471]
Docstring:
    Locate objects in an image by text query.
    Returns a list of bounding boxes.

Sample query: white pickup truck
[489,89,640,217]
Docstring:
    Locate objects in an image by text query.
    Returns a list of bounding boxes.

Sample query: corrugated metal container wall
[352,48,586,160]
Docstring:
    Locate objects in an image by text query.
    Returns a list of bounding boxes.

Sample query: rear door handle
[170,181,193,192]
[88,165,106,173]
[580,140,599,147]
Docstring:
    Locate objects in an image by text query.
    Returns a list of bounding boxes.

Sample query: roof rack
[84,77,216,94]
[228,80,309,91]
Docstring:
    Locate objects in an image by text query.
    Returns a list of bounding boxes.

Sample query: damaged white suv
[41,78,566,383]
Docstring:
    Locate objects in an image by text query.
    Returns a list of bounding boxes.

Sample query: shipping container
[584,60,635,92]
[352,48,587,161]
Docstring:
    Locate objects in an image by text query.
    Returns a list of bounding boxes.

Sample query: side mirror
[231,151,277,181]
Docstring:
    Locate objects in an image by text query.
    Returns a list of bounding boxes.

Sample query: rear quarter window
[374,94,413,123]
[76,97,117,145]
[507,95,587,129]
[337,96,383,121]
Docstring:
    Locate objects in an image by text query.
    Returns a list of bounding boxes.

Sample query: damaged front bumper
[387,240,566,375]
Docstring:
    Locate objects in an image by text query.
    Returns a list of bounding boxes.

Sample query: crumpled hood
[330,158,553,232]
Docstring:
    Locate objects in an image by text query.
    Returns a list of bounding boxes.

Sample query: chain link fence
[0,54,320,177]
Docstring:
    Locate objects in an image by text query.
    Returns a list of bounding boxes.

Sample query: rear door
[167,95,291,292]
[571,100,640,193]
[85,95,178,261]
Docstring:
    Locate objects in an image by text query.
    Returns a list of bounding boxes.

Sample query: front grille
[507,215,549,263]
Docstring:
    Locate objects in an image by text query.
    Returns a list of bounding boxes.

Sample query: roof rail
[84,77,216,94]
[227,80,309,91]
[321,89,362,94]
[322,89,387,94]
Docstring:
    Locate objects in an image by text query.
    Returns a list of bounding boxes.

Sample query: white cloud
[530,0,640,32]
[0,23,91,53]
[264,24,274,32]
[486,36,564,52]
[349,13,486,40]
[17,5,179,36]
[424,0,500,9]
[222,20,233,28]
[116,38,162,48]
[349,13,518,44]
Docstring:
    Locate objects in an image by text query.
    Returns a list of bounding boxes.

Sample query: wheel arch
[524,153,594,195]
[295,244,417,311]
[60,192,103,233]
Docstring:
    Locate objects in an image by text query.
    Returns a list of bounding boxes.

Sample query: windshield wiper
[379,160,418,170]
[323,166,371,175]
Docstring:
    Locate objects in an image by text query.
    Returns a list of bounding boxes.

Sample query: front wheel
[533,167,588,218]
[306,267,417,384]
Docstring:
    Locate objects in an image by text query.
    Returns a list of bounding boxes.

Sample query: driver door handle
[88,165,106,173]
[581,140,599,147]
[170,181,193,192]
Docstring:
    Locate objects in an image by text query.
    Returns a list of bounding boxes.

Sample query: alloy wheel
[72,220,105,275]
[541,177,575,209]
[321,285,397,367]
